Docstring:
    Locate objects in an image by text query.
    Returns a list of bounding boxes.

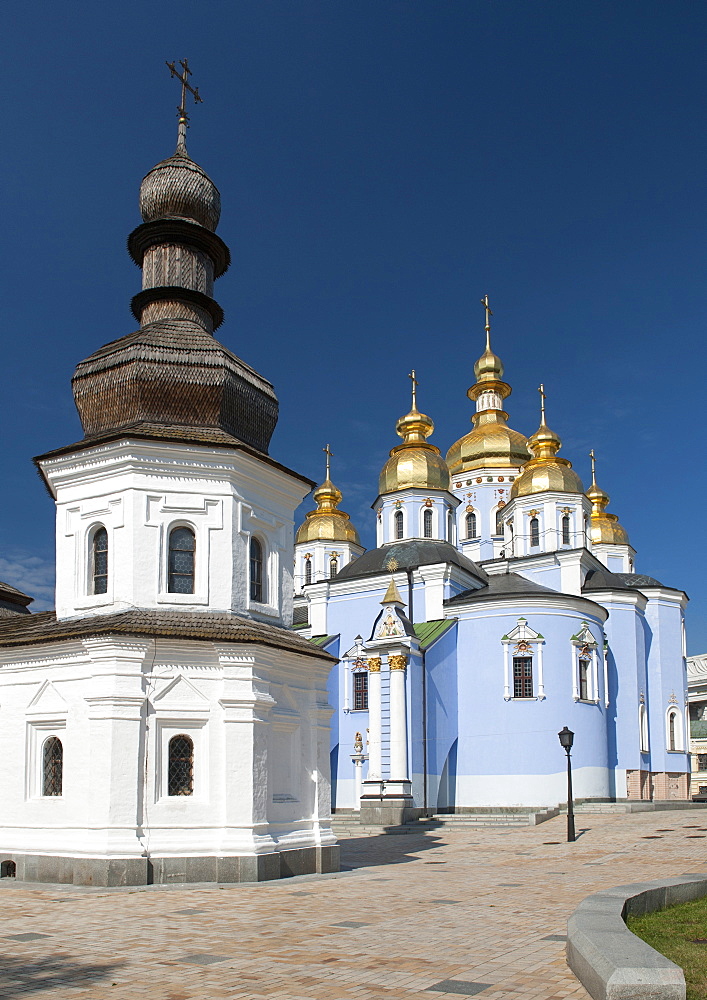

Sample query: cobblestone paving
[2,810,707,998]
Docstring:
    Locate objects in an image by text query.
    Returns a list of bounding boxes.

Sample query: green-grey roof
[333,540,487,585]
[309,634,338,648]
[445,572,559,606]
[413,619,456,650]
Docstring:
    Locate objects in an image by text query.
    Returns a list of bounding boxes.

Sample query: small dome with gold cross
[510,386,583,498]
[296,448,360,545]
[586,451,629,545]
[379,372,450,494]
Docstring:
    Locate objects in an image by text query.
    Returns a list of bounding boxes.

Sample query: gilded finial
[538,383,547,425]
[590,449,597,486]
[323,443,333,481]
[481,295,493,352]
[408,370,419,411]
[166,58,203,155]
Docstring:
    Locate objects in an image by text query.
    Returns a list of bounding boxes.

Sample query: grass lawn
[627,895,707,1000]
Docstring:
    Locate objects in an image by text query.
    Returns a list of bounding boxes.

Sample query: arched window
[495,507,504,535]
[42,736,63,797]
[394,510,404,540]
[465,512,476,538]
[168,735,194,796]
[168,526,195,594]
[530,517,539,547]
[562,515,571,545]
[423,508,433,538]
[304,558,312,585]
[447,510,454,542]
[329,554,338,578]
[92,526,108,595]
[250,537,265,602]
[667,708,683,752]
[0,861,16,878]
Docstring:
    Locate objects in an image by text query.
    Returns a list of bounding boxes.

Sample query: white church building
[0,113,338,886]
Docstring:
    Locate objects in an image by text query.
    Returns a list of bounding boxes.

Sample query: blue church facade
[294,313,690,816]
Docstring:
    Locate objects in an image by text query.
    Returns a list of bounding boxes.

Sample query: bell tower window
[329,554,338,578]
[423,508,433,538]
[92,526,108,595]
[465,511,477,539]
[304,558,312,585]
[394,510,404,540]
[495,508,504,535]
[168,526,195,594]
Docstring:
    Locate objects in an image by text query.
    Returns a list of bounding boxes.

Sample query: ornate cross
[323,443,333,479]
[538,383,547,423]
[408,369,419,410]
[589,448,596,484]
[166,59,203,152]
[481,294,493,350]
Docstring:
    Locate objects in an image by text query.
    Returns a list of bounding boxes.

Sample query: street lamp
[558,726,576,843]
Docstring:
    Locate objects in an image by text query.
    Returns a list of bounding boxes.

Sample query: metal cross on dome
[480,295,493,350]
[166,58,203,152]
[408,369,419,410]
[323,443,333,480]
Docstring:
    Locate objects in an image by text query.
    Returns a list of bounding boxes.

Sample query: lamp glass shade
[558,726,574,750]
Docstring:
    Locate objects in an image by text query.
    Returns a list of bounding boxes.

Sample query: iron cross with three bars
[166,59,202,151]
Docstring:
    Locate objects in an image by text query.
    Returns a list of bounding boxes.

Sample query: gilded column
[388,654,409,781]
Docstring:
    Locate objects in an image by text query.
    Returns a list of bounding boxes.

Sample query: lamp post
[558,726,576,843]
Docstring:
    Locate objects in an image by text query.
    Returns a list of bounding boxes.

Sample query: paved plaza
[2,810,707,999]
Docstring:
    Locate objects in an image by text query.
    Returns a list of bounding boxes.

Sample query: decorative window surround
[501,617,545,701]
[570,622,599,703]
[666,699,684,752]
[67,498,124,610]
[26,718,67,801]
[148,495,223,607]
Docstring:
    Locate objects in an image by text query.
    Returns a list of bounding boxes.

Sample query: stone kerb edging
[567,873,707,1000]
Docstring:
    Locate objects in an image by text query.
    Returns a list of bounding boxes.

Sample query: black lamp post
[558,726,576,843]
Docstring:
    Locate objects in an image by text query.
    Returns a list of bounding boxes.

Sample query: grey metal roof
[615,573,664,588]
[0,608,335,660]
[582,569,639,593]
[445,572,559,606]
[333,540,487,584]
[0,581,33,616]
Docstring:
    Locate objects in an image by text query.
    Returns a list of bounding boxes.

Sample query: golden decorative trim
[389,654,408,671]
[367,657,382,673]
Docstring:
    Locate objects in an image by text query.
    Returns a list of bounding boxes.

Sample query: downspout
[407,567,428,814]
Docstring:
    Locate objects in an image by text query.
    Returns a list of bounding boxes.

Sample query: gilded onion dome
[446,301,530,473]
[586,451,629,545]
[296,450,360,545]
[378,374,450,494]
[510,386,583,498]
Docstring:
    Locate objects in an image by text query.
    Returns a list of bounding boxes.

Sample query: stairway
[330,806,559,837]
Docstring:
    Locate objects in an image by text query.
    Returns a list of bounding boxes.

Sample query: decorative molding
[389,655,408,671]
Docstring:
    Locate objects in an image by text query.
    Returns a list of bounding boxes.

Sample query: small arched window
[304,558,312,585]
[668,710,677,751]
[562,515,571,545]
[250,537,265,602]
[639,704,649,753]
[447,510,454,542]
[329,555,338,578]
[530,517,540,547]
[42,736,63,797]
[466,511,477,539]
[423,508,433,538]
[168,526,195,594]
[394,510,404,540]
[168,735,194,796]
[495,508,504,535]
[92,526,108,595]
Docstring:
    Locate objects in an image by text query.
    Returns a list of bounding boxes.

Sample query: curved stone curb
[566,873,707,1000]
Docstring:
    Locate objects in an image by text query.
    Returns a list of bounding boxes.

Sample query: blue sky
[2,1,706,651]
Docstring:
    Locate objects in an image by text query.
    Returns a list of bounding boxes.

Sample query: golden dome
[510,387,583,498]
[296,450,360,544]
[446,304,530,474]
[379,373,450,494]
[586,451,629,545]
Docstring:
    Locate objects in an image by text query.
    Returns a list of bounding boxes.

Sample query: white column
[388,654,409,781]
[352,756,365,809]
[591,647,599,703]
[343,658,350,713]
[603,644,610,708]
[571,646,579,701]
[503,642,511,701]
[366,659,382,780]
[537,641,545,700]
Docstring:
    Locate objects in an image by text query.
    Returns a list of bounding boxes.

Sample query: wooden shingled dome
[70,147,279,455]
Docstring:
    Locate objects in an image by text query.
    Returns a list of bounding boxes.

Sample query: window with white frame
[501,618,545,701]
[447,509,454,542]
[562,514,571,546]
[42,736,63,796]
[168,734,194,795]
[465,511,477,538]
[570,623,598,703]
[304,557,312,585]
[529,516,540,547]
[639,702,649,752]
[494,506,505,536]
[168,525,196,594]
[423,508,433,538]
[250,536,265,602]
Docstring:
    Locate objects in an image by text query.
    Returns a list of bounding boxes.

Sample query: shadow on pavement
[0,955,122,997]
[339,832,445,871]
